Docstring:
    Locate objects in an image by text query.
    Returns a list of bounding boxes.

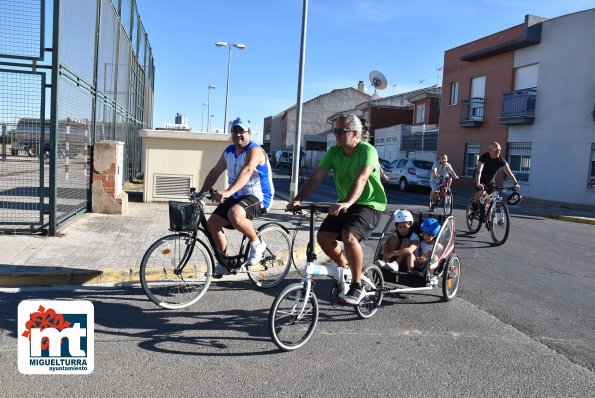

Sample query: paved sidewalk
[0,198,328,288]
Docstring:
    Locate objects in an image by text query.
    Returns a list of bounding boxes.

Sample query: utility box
[92,140,128,214]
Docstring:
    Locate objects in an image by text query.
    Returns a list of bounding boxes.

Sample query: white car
[385,158,433,191]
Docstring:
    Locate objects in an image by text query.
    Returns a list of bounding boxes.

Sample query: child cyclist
[415,218,443,285]
[376,209,420,273]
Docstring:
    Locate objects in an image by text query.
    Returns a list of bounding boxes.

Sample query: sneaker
[248,240,267,265]
[385,261,399,272]
[426,275,439,287]
[374,259,387,268]
[214,263,230,277]
[342,283,365,305]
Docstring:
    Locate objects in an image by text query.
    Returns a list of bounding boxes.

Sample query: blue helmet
[421,218,441,236]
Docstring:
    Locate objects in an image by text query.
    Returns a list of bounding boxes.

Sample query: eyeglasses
[232,128,247,135]
[333,127,352,136]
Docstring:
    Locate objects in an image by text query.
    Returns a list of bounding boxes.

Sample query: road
[0,168,593,396]
[274,168,595,371]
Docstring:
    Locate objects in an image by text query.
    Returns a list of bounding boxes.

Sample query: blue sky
[138,0,592,136]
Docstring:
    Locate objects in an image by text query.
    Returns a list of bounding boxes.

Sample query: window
[450,82,459,105]
[415,104,425,124]
[589,144,595,189]
[507,143,531,182]
[464,143,480,177]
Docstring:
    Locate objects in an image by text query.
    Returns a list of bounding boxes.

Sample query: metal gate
[0,0,154,235]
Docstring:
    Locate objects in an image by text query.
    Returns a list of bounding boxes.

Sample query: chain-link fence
[0,0,154,234]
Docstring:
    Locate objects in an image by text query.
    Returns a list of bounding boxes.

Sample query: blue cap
[231,117,251,131]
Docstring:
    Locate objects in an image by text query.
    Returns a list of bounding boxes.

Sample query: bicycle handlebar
[189,188,215,202]
[286,203,331,214]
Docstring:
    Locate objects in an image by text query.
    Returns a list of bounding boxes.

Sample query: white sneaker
[248,240,267,265]
[385,261,399,272]
[374,259,386,267]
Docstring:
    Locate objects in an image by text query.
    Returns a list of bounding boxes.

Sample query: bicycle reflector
[507,192,522,205]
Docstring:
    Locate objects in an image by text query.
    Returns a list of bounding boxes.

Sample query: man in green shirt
[287,113,387,304]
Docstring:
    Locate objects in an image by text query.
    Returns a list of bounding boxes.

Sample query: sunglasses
[333,127,352,136]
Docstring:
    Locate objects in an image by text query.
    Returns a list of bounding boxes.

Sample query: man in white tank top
[199,117,274,276]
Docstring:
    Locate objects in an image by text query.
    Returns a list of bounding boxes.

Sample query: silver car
[385,158,433,191]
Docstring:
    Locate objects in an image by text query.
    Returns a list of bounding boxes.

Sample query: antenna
[369,71,388,97]
[436,65,443,86]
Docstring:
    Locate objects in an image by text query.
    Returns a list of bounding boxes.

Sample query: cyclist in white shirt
[429,154,458,211]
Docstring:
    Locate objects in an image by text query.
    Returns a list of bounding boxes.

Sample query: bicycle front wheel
[490,202,510,245]
[269,283,319,351]
[246,222,292,288]
[442,254,461,301]
[355,264,384,319]
[443,190,453,217]
[465,199,482,233]
[140,234,213,309]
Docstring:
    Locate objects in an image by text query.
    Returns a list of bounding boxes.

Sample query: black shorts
[473,178,496,194]
[318,204,380,241]
[212,195,265,226]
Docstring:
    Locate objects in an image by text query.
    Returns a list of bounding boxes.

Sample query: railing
[501,88,537,118]
[459,98,484,127]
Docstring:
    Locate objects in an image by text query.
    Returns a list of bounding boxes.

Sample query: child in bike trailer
[376,209,420,273]
[414,218,443,285]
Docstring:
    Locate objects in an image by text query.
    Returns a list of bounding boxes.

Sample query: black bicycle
[140,188,293,309]
[465,187,518,245]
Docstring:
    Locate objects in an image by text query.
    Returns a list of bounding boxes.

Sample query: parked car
[275,150,293,168]
[384,158,433,191]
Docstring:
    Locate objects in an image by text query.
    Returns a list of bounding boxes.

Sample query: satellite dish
[369,71,388,95]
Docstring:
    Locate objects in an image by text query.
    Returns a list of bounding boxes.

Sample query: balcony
[459,98,484,127]
[499,88,537,125]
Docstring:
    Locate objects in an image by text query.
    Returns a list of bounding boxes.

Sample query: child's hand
[415,256,425,264]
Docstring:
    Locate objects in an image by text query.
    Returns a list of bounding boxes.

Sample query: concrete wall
[509,9,595,205]
[140,130,231,202]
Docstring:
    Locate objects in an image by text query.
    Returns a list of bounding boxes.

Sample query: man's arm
[340,164,375,209]
[217,147,264,201]
[289,167,329,205]
[474,161,484,189]
[199,153,227,193]
[501,163,520,187]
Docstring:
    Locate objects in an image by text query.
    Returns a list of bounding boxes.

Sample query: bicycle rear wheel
[355,264,384,319]
[443,190,453,217]
[269,283,319,351]
[140,234,213,309]
[490,202,510,245]
[465,199,482,233]
[246,222,292,288]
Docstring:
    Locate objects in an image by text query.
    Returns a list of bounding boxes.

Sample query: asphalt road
[1,281,594,397]
[0,169,593,396]
[274,168,595,371]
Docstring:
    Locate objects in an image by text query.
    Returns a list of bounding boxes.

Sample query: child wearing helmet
[376,209,420,273]
[415,218,443,279]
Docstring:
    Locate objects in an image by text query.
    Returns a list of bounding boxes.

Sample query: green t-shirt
[319,142,387,211]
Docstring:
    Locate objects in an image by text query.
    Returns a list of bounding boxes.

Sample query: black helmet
[507,192,522,206]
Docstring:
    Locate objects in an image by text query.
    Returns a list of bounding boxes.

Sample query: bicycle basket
[168,201,200,231]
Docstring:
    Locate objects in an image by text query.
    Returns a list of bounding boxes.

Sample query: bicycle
[430,176,455,216]
[465,187,517,245]
[268,203,384,351]
[140,188,293,309]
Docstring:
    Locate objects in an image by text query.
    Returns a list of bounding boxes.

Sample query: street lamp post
[215,42,246,133]
[201,102,207,131]
[207,85,216,132]
[210,115,215,132]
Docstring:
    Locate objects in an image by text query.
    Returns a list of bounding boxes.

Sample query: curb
[556,215,595,225]
[0,243,323,289]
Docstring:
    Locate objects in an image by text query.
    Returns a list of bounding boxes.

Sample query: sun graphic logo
[18,301,94,374]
